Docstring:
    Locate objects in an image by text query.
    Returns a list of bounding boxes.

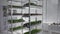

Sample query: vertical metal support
[42,0,46,33]
[6,0,10,34]
[29,0,31,34]
[35,1,38,29]
[6,6,8,34]
[46,0,47,23]
[42,0,43,23]
[21,9,23,34]
[21,0,23,34]
[10,0,13,34]
[38,0,43,30]
[57,0,59,24]
[41,0,44,34]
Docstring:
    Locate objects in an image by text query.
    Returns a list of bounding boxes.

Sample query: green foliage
[23,20,41,28]
[10,26,24,31]
[24,20,41,26]
[30,20,41,25]
[9,20,42,32]
[24,29,41,34]
[8,5,23,8]
[8,19,24,23]
[23,3,41,7]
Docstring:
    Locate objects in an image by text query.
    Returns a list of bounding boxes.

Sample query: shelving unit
[3,0,43,34]
[1,0,60,34]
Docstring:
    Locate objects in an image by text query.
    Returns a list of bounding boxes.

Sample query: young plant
[10,26,24,31]
[8,19,24,23]
[24,29,41,34]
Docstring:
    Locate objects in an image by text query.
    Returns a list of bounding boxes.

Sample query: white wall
[43,0,58,24]
[58,0,60,23]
